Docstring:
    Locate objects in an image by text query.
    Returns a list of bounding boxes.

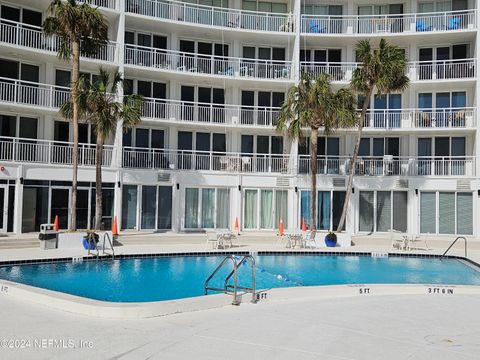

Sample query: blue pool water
[0,255,480,302]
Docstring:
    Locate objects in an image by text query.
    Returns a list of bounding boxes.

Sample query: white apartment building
[0,0,478,238]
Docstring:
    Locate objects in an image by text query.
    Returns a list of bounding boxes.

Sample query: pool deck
[1,233,480,359]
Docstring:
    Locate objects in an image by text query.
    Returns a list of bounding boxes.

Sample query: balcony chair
[446,17,461,30]
[309,20,326,33]
[416,20,433,32]
[218,67,234,76]
[302,230,319,249]
[227,15,240,28]
[274,67,290,79]
[241,156,251,172]
[453,110,466,127]
[383,155,394,175]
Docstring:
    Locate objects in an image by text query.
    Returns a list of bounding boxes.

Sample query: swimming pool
[1,254,479,302]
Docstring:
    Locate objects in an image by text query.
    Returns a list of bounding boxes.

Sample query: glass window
[300,190,310,229]
[185,188,199,228]
[420,192,436,233]
[201,188,215,228]
[275,190,288,228]
[158,186,172,229]
[0,115,16,137]
[318,191,330,230]
[121,185,138,229]
[376,191,391,232]
[393,192,407,232]
[457,193,472,235]
[332,191,345,231]
[216,189,230,229]
[359,191,374,232]
[260,190,273,229]
[244,190,258,229]
[241,135,253,154]
[141,186,157,229]
[439,192,455,234]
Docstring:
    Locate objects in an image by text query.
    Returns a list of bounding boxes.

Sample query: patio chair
[205,232,219,250]
[218,67,234,76]
[446,17,460,30]
[416,20,433,32]
[308,20,325,33]
[409,233,431,251]
[303,230,318,249]
[390,230,406,251]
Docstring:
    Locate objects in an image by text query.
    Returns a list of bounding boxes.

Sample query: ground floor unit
[0,163,479,238]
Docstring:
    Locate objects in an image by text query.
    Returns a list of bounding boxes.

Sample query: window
[298,136,340,174]
[417,91,467,127]
[418,45,470,80]
[240,90,284,126]
[244,189,287,230]
[181,85,225,123]
[300,190,345,231]
[178,39,229,74]
[417,136,466,175]
[420,191,472,235]
[359,191,407,233]
[184,188,230,229]
[123,128,165,150]
[242,1,287,13]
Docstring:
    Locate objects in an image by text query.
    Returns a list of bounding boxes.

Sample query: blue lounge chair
[309,20,320,33]
[416,20,433,32]
[446,17,460,30]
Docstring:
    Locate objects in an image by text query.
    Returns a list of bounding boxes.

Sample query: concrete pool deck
[1,233,480,359]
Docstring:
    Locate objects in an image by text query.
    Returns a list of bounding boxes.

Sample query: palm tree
[277,72,356,230]
[336,39,409,232]
[43,0,108,231]
[62,69,143,230]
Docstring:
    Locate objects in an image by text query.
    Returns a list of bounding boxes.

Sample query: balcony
[407,59,476,81]
[300,62,359,82]
[124,45,294,81]
[141,97,280,127]
[297,156,476,177]
[81,0,117,10]
[0,19,118,63]
[301,9,476,35]
[125,0,294,33]
[122,148,292,173]
[0,77,70,109]
[362,108,476,130]
[0,137,113,167]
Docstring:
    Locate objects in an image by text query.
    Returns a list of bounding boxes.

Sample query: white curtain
[185,188,199,228]
[216,188,230,229]
[260,190,273,229]
[275,190,288,228]
[201,188,215,228]
[244,190,257,229]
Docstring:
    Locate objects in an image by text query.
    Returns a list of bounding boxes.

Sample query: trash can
[39,224,57,250]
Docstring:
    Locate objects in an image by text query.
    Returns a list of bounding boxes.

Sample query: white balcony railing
[297,156,476,177]
[0,77,70,109]
[81,0,117,10]
[0,19,118,62]
[301,9,476,34]
[363,108,476,129]
[407,58,476,80]
[125,0,294,33]
[300,62,359,82]
[0,136,113,167]
[140,97,280,127]
[122,147,292,173]
[124,44,294,80]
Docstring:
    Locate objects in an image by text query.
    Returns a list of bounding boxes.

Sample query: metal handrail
[441,236,467,258]
[204,254,257,305]
[102,232,115,259]
[86,232,100,258]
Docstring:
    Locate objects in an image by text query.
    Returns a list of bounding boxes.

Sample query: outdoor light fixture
[415,189,419,195]
[352,188,355,194]
[117,181,121,188]
[294,186,298,193]
[20,177,24,184]
[238,185,241,191]
[478,189,480,196]
[176,183,180,190]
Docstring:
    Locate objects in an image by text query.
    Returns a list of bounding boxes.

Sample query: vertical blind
[457,193,473,235]
[420,192,436,233]
[359,191,374,232]
[439,192,455,234]
[376,191,391,232]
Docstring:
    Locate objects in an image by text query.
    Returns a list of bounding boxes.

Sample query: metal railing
[0,136,113,167]
[0,77,70,109]
[300,62,359,82]
[204,254,256,305]
[363,107,476,129]
[102,232,115,259]
[297,155,476,177]
[124,44,294,80]
[126,0,294,33]
[122,147,292,174]
[301,9,476,34]
[140,97,280,126]
[441,236,467,258]
[408,58,476,80]
[80,0,117,9]
[0,19,118,62]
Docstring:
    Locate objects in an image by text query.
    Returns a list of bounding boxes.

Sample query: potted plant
[82,230,99,250]
[324,231,337,247]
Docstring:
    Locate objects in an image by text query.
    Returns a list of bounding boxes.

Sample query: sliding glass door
[185,188,230,229]
[244,189,288,230]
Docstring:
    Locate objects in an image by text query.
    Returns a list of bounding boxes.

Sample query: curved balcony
[125,0,294,33]
[0,77,70,110]
[0,136,113,167]
[125,44,294,81]
[140,97,280,127]
[407,58,476,81]
[0,19,118,63]
[82,0,117,9]
[301,9,476,35]
[122,147,292,174]
[363,108,476,130]
[298,156,475,177]
[300,62,359,82]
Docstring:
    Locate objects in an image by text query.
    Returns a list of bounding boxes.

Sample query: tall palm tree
[336,39,409,232]
[43,0,108,231]
[62,69,143,230]
[277,72,356,230]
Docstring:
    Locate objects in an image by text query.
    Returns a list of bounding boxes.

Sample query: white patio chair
[390,230,406,251]
[205,232,219,250]
[303,230,318,249]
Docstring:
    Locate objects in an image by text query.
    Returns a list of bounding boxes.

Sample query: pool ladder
[441,236,467,259]
[204,255,257,305]
[87,232,115,260]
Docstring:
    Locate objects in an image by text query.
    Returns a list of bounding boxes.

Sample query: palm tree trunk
[309,127,318,230]
[70,40,80,231]
[95,133,103,230]
[336,87,373,232]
